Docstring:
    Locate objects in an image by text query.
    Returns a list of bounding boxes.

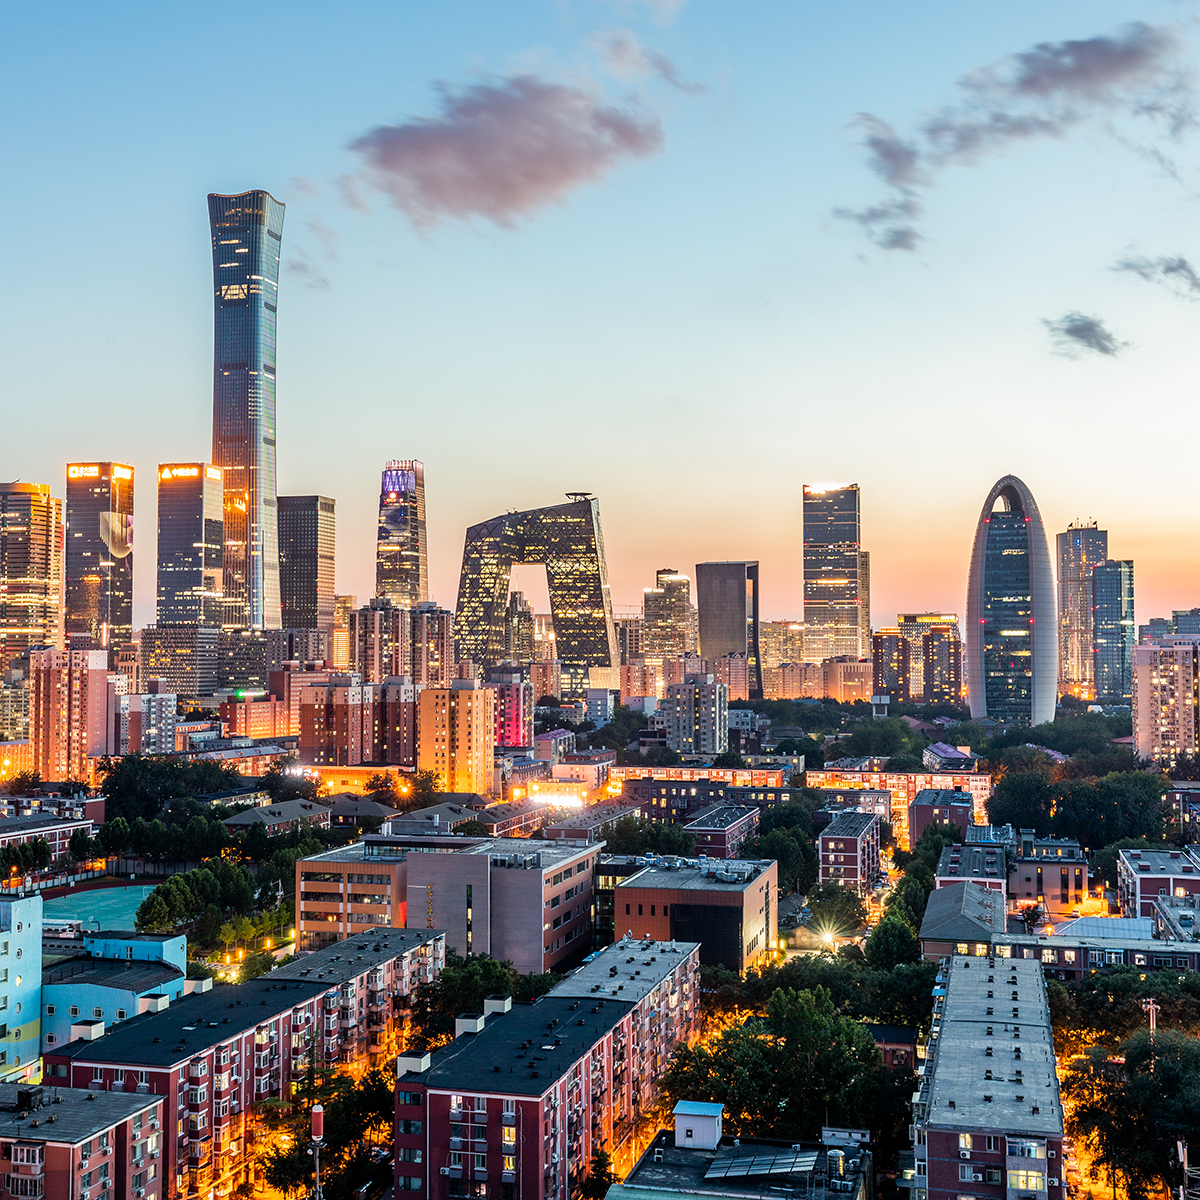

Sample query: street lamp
[307,1104,324,1200]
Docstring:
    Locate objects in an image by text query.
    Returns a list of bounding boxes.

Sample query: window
[1009,1141,1045,1159]
[92,1008,102,1019]
[44,1005,55,1015]
[93,1067,104,1082]
[115,1070,125,1083]
[473,1154,487,1170]
[638,905,643,916]
[1008,1171,1046,1191]
[450,1152,463,1168]
[985,1169,1002,1184]
[985,1137,999,1152]
[959,1134,973,1151]
[956,942,969,954]
[1042,949,1057,964]
[116,1009,127,1021]
[625,905,630,915]
[959,1166,975,1182]
[504,1155,516,1172]
[44,1035,54,1045]
[502,1100,516,1114]
[69,1006,79,1018]
[503,1127,516,1146]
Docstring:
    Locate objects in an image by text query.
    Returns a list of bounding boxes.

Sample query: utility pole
[308,1103,324,1200]
[1142,997,1159,1072]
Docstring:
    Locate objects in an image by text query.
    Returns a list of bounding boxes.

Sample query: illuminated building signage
[161,465,200,480]
[205,466,222,481]
[67,465,100,479]
[382,468,416,495]
[112,465,133,481]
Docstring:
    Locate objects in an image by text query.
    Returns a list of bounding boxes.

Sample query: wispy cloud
[1114,252,1200,298]
[591,29,703,92]
[595,0,689,26]
[346,74,664,228]
[839,22,1193,250]
[285,256,331,290]
[1043,311,1128,357]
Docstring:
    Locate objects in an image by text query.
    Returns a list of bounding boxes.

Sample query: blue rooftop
[673,1101,725,1117]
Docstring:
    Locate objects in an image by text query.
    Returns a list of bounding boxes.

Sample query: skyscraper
[758,620,804,668]
[803,484,868,661]
[1056,520,1108,700]
[1093,559,1135,704]
[922,625,963,705]
[0,481,63,671]
[376,460,428,607]
[966,475,1057,727]
[208,190,285,631]
[897,613,960,699]
[695,562,762,699]
[65,462,134,652]
[871,629,910,702]
[642,569,693,661]
[503,591,534,665]
[156,463,224,626]
[278,495,336,631]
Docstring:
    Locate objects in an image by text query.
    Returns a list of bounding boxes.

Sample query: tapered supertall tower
[208,190,285,630]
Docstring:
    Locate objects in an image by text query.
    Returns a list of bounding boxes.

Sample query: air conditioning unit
[1048,1151,1056,1158]
[1049,1179,1059,1188]
[972,1174,983,1183]
[440,1168,451,1176]
[960,1151,970,1159]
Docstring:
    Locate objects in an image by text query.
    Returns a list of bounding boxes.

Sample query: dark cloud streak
[1042,311,1128,357]
[1115,253,1200,298]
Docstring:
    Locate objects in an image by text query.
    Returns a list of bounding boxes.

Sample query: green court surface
[43,884,157,930]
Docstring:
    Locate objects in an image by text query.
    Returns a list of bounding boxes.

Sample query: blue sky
[3,1,1199,628]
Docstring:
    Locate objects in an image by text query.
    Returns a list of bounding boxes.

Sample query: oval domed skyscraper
[966,476,1057,727]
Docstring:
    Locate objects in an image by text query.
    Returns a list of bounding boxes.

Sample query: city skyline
[7,3,1200,631]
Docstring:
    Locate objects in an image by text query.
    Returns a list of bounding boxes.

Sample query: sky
[3,1,1200,630]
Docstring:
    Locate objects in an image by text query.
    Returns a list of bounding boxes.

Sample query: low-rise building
[865,1022,917,1069]
[544,802,642,843]
[221,798,331,837]
[934,844,1008,896]
[911,955,1064,1200]
[1117,846,1200,916]
[1008,832,1088,917]
[907,790,973,845]
[818,812,881,895]
[551,750,615,792]
[326,793,403,830]
[683,805,759,859]
[916,883,1010,961]
[296,842,410,952]
[921,742,976,771]
[613,858,778,972]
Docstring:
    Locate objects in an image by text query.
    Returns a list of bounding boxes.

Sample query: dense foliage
[596,816,696,857]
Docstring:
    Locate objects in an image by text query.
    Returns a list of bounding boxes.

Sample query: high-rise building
[922,625,963,705]
[156,463,224,626]
[375,460,428,607]
[714,652,751,702]
[277,495,335,632]
[29,647,108,781]
[217,627,270,693]
[0,481,63,671]
[695,561,762,700]
[1133,638,1200,766]
[803,484,868,661]
[1093,559,1135,704]
[350,598,409,684]
[965,475,1057,727]
[140,623,220,696]
[660,676,728,756]
[487,667,534,749]
[614,613,644,665]
[897,613,960,699]
[758,620,804,669]
[411,602,453,687]
[871,629,910,701]
[331,594,356,670]
[417,680,495,794]
[299,676,379,767]
[455,497,618,686]
[1057,520,1108,700]
[208,190,285,631]
[502,590,534,665]
[643,569,693,661]
[64,462,134,652]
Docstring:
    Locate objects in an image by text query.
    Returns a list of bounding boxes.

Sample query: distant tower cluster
[1056,520,1108,701]
[376,460,428,608]
[803,484,869,662]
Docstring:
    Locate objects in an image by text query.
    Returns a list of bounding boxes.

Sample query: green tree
[986,769,1054,833]
[67,829,94,864]
[1089,839,1162,890]
[407,768,443,809]
[580,1150,618,1200]
[863,914,919,970]
[741,827,817,894]
[805,883,866,937]
[98,816,129,856]
[409,953,525,1049]
[135,893,171,932]
[712,751,747,769]
[0,771,41,797]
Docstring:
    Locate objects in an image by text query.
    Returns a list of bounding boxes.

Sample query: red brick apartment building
[394,937,700,1200]
[45,929,445,1199]
[682,805,759,858]
[818,811,881,895]
[1117,846,1200,916]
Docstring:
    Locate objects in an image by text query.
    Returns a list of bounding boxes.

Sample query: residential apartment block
[683,805,760,859]
[1117,845,1200,916]
[818,811,881,895]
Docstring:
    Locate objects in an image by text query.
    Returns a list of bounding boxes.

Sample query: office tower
[278,495,335,631]
[871,629,910,701]
[1057,520,1108,700]
[140,624,220,696]
[115,642,141,694]
[965,475,1057,727]
[417,680,495,793]
[487,666,535,748]
[375,459,428,607]
[208,190,285,630]
[156,463,224,626]
[264,627,330,670]
[897,613,959,699]
[1093,560,1135,704]
[455,496,618,684]
[531,659,561,702]
[1177,609,1200,637]
[1133,638,1200,766]
[803,484,868,661]
[64,462,134,652]
[532,613,556,662]
[503,590,534,665]
[29,647,108,780]
[350,597,409,684]
[217,627,270,693]
[758,620,804,669]
[614,613,644,665]
[0,666,29,743]
[922,625,963,705]
[661,676,728,756]
[643,569,693,660]
[0,481,64,671]
[695,561,762,700]
[331,594,356,669]
[411,602,453,686]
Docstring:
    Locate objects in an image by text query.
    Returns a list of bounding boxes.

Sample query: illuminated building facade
[454,497,619,690]
[376,459,428,607]
[758,619,804,668]
[643,568,694,660]
[1133,637,1200,766]
[0,481,63,671]
[278,494,336,631]
[871,628,910,701]
[1056,520,1108,700]
[65,462,134,652]
[966,475,1057,727]
[140,622,219,696]
[803,483,869,661]
[418,680,495,794]
[332,593,355,669]
[922,625,963,704]
[695,561,762,699]
[1093,559,1135,703]
[350,597,408,684]
[503,589,534,664]
[29,646,108,780]
[156,462,223,626]
[897,613,959,699]
[661,676,728,755]
[208,189,285,630]
[488,667,535,748]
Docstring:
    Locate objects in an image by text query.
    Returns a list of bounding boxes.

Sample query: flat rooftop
[618,860,773,893]
[42,957,184,993]
[551,937,699,1003]
[923,955,1062,1137]
[685,805,758,830]
[1051,916,1153,940]
[912,789,973,806]
[274,928,443,986]
[821,811,878,838]
[0,1084,161,1146]
[545,804,642,832]
[936,845,1007,883]
[406,995,634,1094]
[1120,847,1200,874]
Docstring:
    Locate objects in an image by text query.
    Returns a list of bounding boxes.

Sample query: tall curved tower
[966,475,1057,727]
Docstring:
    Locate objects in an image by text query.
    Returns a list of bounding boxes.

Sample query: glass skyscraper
[64,462,134,652]
[208,190,285,630]
[966,476,1057,727]
[1056,520,1108,700]
[156,463,224,625]
[1093,559,1134,703]
[803,484,868,661]
[0,481,63,671]
[695,560,763,699]
[278,495,336,631]
[376,460,428,607]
